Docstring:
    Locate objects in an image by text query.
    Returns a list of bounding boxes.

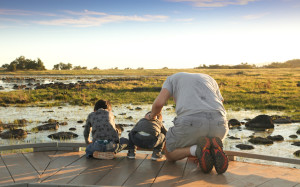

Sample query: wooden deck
[1,150,300,187]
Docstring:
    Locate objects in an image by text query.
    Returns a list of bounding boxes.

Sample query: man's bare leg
[164,147,192,162]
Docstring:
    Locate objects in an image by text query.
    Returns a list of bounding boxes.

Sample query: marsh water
[0,75,138,92]
[0,75,299,168]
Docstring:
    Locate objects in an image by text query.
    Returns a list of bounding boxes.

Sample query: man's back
[162,72,226,117]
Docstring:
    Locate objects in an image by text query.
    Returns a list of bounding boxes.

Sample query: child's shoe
[127,149,136,159]
[151,152,164,161]
[93,151,115,160]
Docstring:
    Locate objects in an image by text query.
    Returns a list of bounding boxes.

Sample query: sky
[0,0,300,70]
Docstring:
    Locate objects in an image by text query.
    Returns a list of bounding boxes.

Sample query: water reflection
[0,75,139,92]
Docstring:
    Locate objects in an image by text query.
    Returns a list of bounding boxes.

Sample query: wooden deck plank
[276,169,300,183]
[43,151,61,162]
[254,165,300,183]
[68,153,126,185]
[227,162,300,186]
[0,143,57,151]
[1,153,40,183]
[257,178,298,187]
[40,151,58,160]
[228,164,272,186]
[41,156,98,184]
[177,157,212,187]
[236,174,273,186]
[122,155,165,187]
[96,153,148,186]
[0,183,28,187]
[0,155,14,185]
[38,151,85,183]
[151,158,187,187]
[0,151,299,187]
[175,157,241,187]
[23,151,55,175]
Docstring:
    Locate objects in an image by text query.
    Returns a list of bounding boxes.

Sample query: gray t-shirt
[162,72,226,117]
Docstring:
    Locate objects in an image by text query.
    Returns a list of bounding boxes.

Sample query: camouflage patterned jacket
[84,109,119,144]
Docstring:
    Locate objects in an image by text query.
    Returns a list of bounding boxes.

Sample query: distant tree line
[52,62,73,70]
[194,59,300,69]
[1,56,300,71]
[261,59,300,68]
[195,62,256,69]
[52,62,88,70]
[0,56,90,71]
[1,56,46,71]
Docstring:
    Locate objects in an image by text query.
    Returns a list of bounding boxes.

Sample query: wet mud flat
[0,75,143,92]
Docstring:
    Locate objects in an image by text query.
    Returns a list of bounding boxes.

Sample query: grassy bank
[0,68,299,119]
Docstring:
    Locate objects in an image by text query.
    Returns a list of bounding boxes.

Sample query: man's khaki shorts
[165,111,228,152]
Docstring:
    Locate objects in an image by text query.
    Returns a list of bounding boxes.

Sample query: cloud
[34,11,168,27]
[0,17,22,22]
[63,9,107,16]
[144,15,169,21]
[0,9,56,16]
[167,0,258,7]
[0,9,32,16]
[243,12,269,20]
[175,18,194,22]
[0,8,168,27]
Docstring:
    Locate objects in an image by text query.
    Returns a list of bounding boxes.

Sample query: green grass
[1,68,300,119]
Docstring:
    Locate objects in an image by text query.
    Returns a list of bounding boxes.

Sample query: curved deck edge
[0,183,97,187]
[0,143,299,165]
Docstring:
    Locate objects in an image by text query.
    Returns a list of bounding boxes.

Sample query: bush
[2,56,46,71]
